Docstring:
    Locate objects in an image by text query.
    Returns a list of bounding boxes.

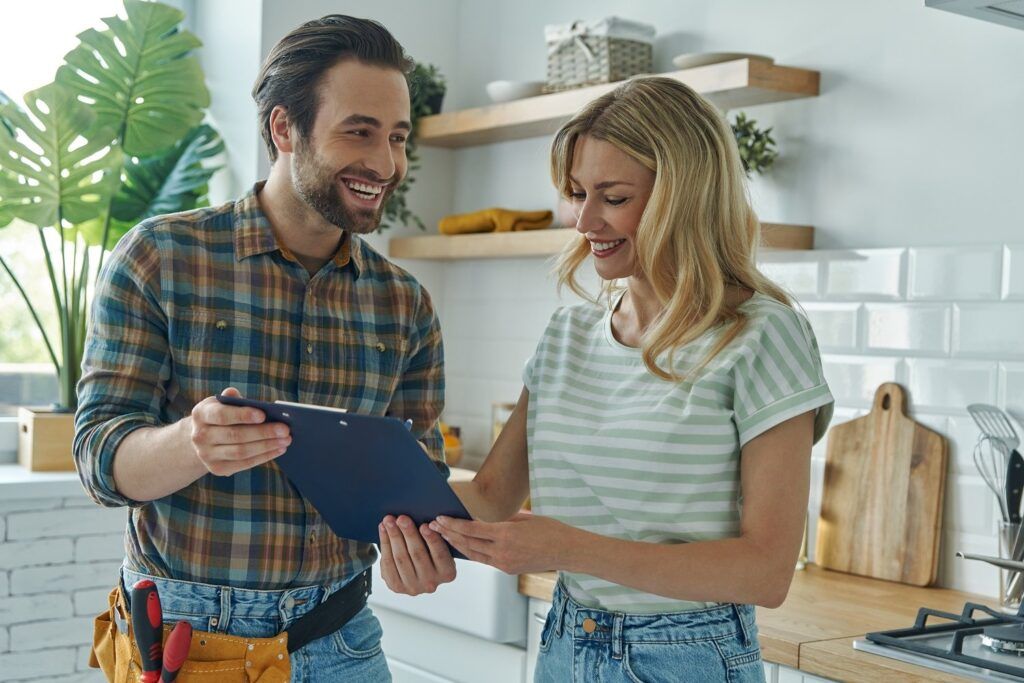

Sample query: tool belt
[89,570,371,682]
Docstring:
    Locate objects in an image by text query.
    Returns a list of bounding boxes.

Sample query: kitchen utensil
[956,551,1024,574]
[671,52,774,70]
[968,403,1024,524]
[485,80,545,103]
[160,620,192,682]
[130,579,163,683]
[974,435,1011,522]
[816,383,948,586]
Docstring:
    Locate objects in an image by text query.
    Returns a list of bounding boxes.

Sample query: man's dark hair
[252,15,414,162]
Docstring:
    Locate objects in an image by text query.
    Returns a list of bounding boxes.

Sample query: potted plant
[380,61,446,231]
[731,112,778,176]
[0,0,223,470]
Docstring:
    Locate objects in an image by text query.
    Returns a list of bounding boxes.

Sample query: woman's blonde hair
[550,76,792,382]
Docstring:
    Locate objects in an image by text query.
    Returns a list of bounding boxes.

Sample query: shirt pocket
[331,332,410,414]
[169,310,261,394]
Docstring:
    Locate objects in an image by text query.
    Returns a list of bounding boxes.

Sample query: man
[75,15,455,681]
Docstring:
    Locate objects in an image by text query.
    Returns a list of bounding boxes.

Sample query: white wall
[452,0,1024,249]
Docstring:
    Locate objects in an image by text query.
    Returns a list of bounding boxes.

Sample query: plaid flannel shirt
[74,183,445,589]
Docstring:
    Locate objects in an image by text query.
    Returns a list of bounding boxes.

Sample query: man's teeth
[592,239,626,251]
[344,180,383,198]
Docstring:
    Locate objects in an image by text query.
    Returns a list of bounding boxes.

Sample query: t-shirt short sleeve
[731,304,834,448]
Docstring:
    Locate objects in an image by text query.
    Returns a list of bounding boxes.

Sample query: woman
[380,76,833,682]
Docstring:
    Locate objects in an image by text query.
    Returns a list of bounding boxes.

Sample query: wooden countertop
[518,564,993,681]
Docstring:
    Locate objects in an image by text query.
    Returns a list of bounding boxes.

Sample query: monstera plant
[0,0,222,412]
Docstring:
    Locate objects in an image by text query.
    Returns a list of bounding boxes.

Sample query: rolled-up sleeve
[74,225,170,507]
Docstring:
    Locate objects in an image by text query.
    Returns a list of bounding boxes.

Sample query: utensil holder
[999,520,1024,612]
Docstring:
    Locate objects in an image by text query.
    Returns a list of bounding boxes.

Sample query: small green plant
[380,61,446,232]
[731,112,778,176]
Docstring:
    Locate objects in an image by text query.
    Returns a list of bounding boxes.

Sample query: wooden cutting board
[816,382,948,586]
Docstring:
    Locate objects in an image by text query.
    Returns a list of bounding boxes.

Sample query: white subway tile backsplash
[759,257,821,299]
[822,249,906,300]
[864,303,951,355]
[909,246,1003,300]
[0,627,6,653]
[938,531,999,599]
[954,304,1024,359]
[1003,245,1024,300]
[946,415,985,476]
[820,355,902,406]
[944,475,997,536]
[906,359,999,412]
[802,303,860,352]
[1002,363,1024,419]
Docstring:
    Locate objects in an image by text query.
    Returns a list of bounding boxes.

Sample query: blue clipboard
[216,395,471,558]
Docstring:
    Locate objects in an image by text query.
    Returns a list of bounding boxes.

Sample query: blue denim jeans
[121,565,391,682]
[535,581,765,683]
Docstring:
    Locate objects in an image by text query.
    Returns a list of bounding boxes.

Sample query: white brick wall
[433,243,1024,598]
[0,493,123,681]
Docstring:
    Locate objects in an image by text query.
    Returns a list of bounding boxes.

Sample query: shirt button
[582,618,597,634]
[306,343,313,354]
[309,531,317,545]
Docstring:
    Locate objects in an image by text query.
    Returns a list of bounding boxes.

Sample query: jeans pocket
[713,632,765,683]
[537,609,556,654]
[330,607,384,659]
[623,640,728,683]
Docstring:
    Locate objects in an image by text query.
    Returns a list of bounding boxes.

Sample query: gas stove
[856,601,1024,680]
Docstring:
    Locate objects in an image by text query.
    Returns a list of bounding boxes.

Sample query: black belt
[285,569,372,653]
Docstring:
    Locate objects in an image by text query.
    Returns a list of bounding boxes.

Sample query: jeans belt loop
[733,604,752,648]
[553,584,569,638]
[213,586,232,633]
[611,612,625,660]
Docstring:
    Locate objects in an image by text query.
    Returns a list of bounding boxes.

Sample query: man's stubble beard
[291,139,397,235]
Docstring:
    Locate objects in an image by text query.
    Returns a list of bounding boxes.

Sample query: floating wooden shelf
[389,224,813,260]
[418,59,819,149]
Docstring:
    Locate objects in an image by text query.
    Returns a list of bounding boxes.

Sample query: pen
[404,419,413,431]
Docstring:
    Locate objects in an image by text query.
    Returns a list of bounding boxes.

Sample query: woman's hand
[378,515,457,595]
[430,511,573,575]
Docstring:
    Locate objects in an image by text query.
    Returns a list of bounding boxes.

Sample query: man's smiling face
[290,58,411,234]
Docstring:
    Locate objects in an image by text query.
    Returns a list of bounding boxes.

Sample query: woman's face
[567,135,656,281]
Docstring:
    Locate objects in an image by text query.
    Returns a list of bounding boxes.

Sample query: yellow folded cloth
[438,208,553,235]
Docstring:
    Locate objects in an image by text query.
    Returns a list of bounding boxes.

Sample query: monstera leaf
[102,123,223,243]
[56,0,209,157]
[0,82,122,229]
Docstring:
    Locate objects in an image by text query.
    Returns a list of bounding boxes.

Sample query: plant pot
[18,406,76,472]
[425,92,445,116]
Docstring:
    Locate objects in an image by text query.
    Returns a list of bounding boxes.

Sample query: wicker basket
[544,18,655,93]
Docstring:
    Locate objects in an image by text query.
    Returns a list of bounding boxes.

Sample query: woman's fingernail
[428,522,439,532]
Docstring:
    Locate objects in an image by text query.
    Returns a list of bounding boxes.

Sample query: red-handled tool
[160,620,191,682]
[130,579,163,683]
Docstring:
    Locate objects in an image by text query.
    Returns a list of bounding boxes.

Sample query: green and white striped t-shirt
[523,291,834,613]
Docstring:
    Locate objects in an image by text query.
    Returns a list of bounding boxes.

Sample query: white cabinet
[525,598,553,682]
[777,664,836,683]
[375,603,527,683]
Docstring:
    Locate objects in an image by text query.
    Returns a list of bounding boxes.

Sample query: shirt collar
[233,181,363,278]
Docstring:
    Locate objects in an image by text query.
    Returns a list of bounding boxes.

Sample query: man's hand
[378,515,457,595]
[187,388,292,476]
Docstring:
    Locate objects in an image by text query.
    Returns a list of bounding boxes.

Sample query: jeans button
[582,618,597,634]
[283,595,295,610]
